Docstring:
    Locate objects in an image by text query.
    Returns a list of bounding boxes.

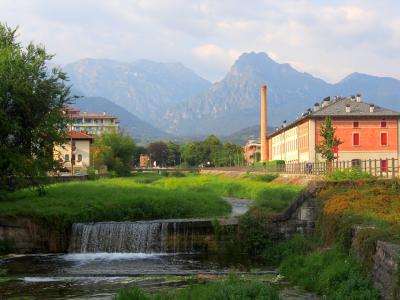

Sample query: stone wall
[371,241,399,299]
[272,181,323,237]
[0,218,68,253]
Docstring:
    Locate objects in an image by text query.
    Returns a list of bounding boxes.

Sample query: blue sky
[1,0,400,83]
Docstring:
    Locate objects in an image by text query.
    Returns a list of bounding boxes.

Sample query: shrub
[87,167,96,180]
[327,168,374,181]
[250,174,278,182]
[280,246,379,299]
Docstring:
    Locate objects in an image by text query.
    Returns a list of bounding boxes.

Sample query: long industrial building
[260,87,400,164]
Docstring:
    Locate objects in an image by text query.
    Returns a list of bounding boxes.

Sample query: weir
[69,219,218,253]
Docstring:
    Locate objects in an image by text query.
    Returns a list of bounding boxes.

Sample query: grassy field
[152,174,303,212]
[0,173,303,228]
[0,177,230,228]
[114,278,279,300]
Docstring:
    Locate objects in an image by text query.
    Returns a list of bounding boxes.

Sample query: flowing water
[0,200,319,299]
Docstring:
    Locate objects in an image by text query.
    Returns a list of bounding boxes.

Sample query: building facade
[65,107,119,135]
[54,131,93,175]
[245,139,261,164]
[267,95,400,163]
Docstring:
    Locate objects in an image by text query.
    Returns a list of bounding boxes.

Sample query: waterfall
[69,220,213,254]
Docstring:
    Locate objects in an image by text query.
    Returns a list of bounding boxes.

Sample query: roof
[312,97,400,117]
[268,95,400,138]
[67,131,94,141]
[67,113,117,119]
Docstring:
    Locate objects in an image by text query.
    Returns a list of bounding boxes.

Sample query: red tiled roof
[67,131,93,141]
[64,107,80,112]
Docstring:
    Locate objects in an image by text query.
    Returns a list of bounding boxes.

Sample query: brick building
[245,139,261,164]
[264,95,400,164]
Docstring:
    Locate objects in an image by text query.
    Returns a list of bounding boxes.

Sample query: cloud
[0,0,399,82]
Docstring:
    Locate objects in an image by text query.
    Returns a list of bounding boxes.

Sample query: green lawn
[0,177,229,228]
[152,174,303,212]
[0,173,303,229]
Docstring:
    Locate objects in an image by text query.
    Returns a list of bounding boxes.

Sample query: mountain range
[64,52,400,139]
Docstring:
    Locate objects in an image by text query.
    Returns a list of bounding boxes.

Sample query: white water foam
[23,276,129,283]
[62,252,168,261]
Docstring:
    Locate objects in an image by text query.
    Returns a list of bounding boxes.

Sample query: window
[64,154,70,162]
[381,121,387,128]
[381,132,388,146]
[77,154,82,162]
[353,133,360,146]
[353,121,359,128]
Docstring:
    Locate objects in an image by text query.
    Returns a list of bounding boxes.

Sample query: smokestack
[260,85,268,161]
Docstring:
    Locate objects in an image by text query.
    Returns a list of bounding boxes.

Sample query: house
[260,91,400,164]
[54,131,93,175]
[64,107,119,135]
[245,139,261,164]
[139,154,150,168]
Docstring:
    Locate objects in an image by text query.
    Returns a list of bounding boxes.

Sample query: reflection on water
[0,252,261,299]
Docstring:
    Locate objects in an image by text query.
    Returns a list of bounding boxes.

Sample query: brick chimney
[260,85,268,161]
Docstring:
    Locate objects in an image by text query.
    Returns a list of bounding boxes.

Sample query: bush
[87,167,96,180]
[327,168,374,181]
[249,174,278,182]
[114,278,279,300]
[280,246,380,299]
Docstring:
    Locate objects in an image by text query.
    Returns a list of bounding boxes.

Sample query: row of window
[64,154,83,162]
[353,121,387,128]
[352,132,388,146]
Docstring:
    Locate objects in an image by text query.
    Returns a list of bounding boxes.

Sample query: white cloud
[0,0,399,82]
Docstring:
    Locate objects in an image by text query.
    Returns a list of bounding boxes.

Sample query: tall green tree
[166,142,181,167]
[0,24,71,192]
[315,117,342,165]
[147,141,168,167]
[92,131,136,176]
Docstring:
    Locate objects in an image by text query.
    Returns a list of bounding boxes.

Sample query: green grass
[0,173,302,231]
[0,177,230,228]
[153,175,303,212]
[114,278,279,300]
[280,245,379,300]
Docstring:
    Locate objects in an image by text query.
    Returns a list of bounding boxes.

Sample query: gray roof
[312,96,400,117]
[268,95,400,138]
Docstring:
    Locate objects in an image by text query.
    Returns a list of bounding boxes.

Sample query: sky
[1,0,400,83]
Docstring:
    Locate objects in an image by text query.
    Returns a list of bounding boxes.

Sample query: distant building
[264,94,400,164]
[245,139,261,164]
[139,154,150,168]
[65,107,119,135]
[54,131,93,175]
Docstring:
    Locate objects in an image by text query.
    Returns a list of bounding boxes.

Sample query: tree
[315,117,342,167]
[166,142,181,167]
[0,24,71,192]
[92,131,136,176]
[147,141,168,167]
